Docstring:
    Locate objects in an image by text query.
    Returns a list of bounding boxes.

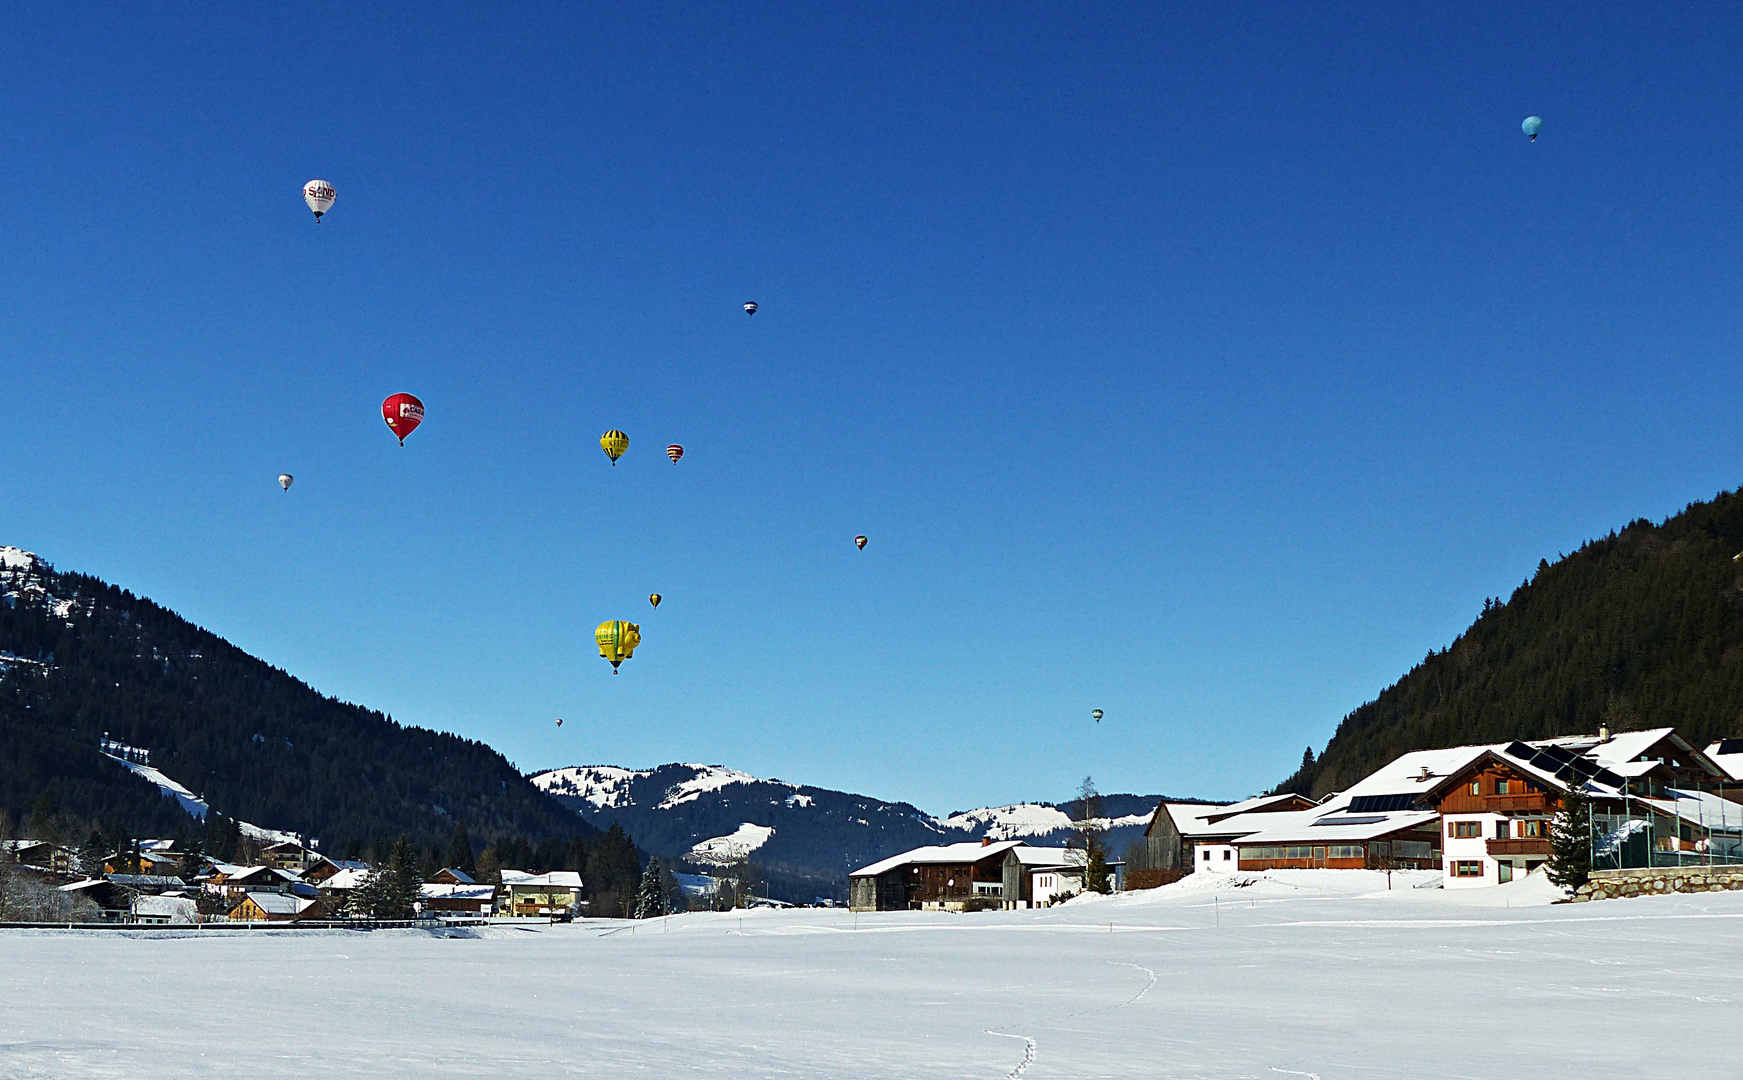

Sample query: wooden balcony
[1487,837,1552,857]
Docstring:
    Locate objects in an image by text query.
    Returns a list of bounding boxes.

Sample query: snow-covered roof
[238,891,315,915]
[434,868,475,883]
[320,867,372,891]
[500,870,582,889]
[420,883,496,900]
[1233,809,1442,845]
[1705,740,1743,781]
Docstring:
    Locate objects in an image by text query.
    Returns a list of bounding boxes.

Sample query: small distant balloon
[854,535,868,550]
[649,593,662,608]
[278,474,293,492]
[743,301,758,316]
[601,430,629,465]
[666,444,684,463]
[555,717,564,727]
[1521,116,1543,141]
[1092,709,1103,723]
[303,179,335,220]
[382,393,425,445]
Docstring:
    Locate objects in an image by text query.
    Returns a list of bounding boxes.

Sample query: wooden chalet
[1,840,79,878]
[500,871,582,917]
[1143,794,1319,872]
[229,892,328,922]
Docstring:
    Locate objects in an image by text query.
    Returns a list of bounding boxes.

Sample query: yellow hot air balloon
[648,593,662,608]
[601,430,629,465]
[595,620,641,672]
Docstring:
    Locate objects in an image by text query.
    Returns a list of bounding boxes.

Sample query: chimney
[981,837,993,847]
[1599,725,1610,741]
[1418,765,1432,781]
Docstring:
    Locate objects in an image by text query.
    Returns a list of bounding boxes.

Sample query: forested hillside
[0,548,589,854]
[1277,489,1743,798]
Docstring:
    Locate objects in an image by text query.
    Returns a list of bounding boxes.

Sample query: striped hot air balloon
[666,444,684,463]
[743,301,758,316]
[600,430,629,465]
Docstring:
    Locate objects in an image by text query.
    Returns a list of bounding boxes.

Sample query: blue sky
[5,4,1743,814]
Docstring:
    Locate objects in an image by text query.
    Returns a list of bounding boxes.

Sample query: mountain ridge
[1276,487,1743,798]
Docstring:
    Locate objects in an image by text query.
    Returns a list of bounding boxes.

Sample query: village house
[1,840,80,878]
[229,892,329,922]
[207,864,300,903]
[261,840,323,873]
[301,857,370,887]
[848,840,1077,911]
[499,870,582,917]
[420,869,494,916]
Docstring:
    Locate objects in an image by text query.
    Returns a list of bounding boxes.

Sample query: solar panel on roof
[1314,815,1386,826]
[1538,745,1576,765]
[1717,739,1743,756]
[1349,794,1420,812]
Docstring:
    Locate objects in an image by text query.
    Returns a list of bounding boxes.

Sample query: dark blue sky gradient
[4,4,1743,812]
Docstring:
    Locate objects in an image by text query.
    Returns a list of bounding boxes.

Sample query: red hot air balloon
[666,444,684,463]
[381,393,424,445]
[854,535,868,550]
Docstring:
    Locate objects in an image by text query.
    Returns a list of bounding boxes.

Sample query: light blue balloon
[1522,115,1544,140]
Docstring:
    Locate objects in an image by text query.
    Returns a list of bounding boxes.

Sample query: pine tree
[634,857,667,919]
[178,839,204,882]
[1548,787,1593,893]
[388,834,423,918]
[446,821,474,875]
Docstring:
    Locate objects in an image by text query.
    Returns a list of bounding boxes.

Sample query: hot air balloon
[595,620,641,672]
[556,717,564,727]
[648,593,662,608]
[278,474,294,492]
[601,430,629,465]
[854,535,868,550]
[1522,116,1543,141]
[303,179,336,220]
[666,444,684,463]
[382,393,425,445]
[1092,709,1103,723]
[743,301,758,316]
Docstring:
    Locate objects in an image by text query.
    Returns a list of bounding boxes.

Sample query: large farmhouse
[849,840,1076,911]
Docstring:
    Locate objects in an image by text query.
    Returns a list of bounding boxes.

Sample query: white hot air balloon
[278,474,294,491]
[303,179,336,221]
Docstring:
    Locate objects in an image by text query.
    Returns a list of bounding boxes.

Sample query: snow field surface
[4,870,1741,1078]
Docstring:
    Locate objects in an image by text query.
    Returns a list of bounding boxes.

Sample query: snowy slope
[687,822,776,865]
[5,869,1737,1079]
[103,753,303,845]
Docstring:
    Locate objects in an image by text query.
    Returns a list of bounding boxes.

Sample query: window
[1453,860,1484,878]
[1222,849,1231,860]
[1202,849,1211,862]
[1495,819,1509,839]
[1451,821,1482,838]
[1520,820,1543,838]
[1469,780,1481,796]
[1495,779,1511,795]
[1327,845,1363,859]
[1395,840,1433,860]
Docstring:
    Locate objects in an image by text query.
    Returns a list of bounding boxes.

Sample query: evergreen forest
[1276,488,1743,798]
[0,550,598,860]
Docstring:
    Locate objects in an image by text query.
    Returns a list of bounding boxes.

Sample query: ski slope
[3,870,1738,1078]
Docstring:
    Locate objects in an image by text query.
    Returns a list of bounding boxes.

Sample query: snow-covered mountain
[530,763,1178,899]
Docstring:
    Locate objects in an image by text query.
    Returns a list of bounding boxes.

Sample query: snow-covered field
[4,869,1740,1078]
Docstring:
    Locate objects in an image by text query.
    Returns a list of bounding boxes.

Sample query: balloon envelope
[595,620,641,672]
[278,474,293,491]
[666,444,684,463]
[382,393,425,444]
[555,717,563,727]
[601,430,629,464]
[1092,709,1103,722]
[1521,116,1543,140]
[854,535,868,550]
[743,301,758,316]
[649,593,662,608]
[303,179,335,219]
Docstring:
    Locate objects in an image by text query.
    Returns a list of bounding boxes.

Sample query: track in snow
[984,1031,1037,1079]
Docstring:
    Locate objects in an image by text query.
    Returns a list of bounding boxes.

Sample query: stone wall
[1572,865,1743,902]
